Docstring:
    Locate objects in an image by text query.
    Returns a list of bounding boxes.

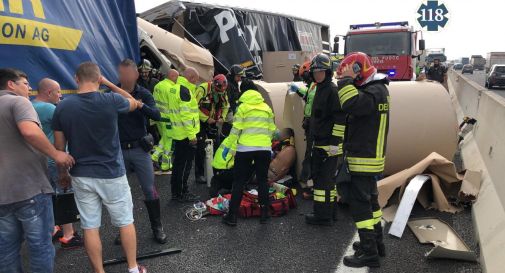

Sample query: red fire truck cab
[339,22,425,81]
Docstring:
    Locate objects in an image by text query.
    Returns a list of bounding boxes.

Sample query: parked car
[485,64,505,89]
[462,64,474,74]
[453,63,463,70]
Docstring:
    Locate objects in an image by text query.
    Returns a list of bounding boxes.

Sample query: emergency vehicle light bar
[350,21,409,30]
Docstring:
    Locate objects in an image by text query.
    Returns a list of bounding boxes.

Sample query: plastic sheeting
[277,80,458,177]
[137,18,214,81]
[0,0,139,92]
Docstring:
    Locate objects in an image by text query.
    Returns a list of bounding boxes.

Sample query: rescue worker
[223,64,245,136]
[336,52,390,268]
[137,59,159,93]
[292,64,302,81]
[194,74,230,184]
[138,59,161,147]
[166,68,201,202]
[304,53,346,226]
[221,79,277,226]
[209,136,236,198]
[288,61,317,199]
[177,67,201,95]
[426,58,448,84]
[152,69,179,174]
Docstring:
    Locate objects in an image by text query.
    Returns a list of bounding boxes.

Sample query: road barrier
[448,70,505,273]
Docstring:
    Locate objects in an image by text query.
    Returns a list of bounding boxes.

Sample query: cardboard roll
[255,80,458,176]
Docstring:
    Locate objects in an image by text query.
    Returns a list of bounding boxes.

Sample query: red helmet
[213,74,228,93]
[337,52,377,86]
[298,61,311,78]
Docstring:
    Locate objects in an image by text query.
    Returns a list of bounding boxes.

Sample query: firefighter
[336,52,390,268]
[137,59,159,93]
[152,69,179,174]
[426,58,448,84]
[194,74,230,184]
[292,64,302,81]
[288,61,317,199]
[221,79,277,226]
[166,68,201,202]
[223,64,245,136]
[304,53,346,226]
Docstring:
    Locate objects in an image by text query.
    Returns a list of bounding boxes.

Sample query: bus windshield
[346,32,410,56]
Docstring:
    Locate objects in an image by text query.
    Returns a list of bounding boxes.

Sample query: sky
[134,0,505,60]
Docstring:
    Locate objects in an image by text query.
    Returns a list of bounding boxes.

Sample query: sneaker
[178,192,200,203]
[128,265,148,273]
[52,226,63,242]
[59,233,84,249]
[138,265,147,273]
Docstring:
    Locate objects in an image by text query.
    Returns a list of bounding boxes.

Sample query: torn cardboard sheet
[389,175,431,238]
[378,152,482,213]
[407,218,478,262]
[381,205,398,223]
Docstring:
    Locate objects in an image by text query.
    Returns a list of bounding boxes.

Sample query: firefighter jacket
[337,75,390,175]
[309,79,346,156]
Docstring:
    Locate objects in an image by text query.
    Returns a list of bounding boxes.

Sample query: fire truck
[334,22,425,81]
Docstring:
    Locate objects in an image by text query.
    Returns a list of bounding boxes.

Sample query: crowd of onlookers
[0,57,283,273]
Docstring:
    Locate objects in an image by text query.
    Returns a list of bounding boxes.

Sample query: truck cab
[336,22,425,81]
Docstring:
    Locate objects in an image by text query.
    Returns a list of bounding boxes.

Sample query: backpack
[239,189,297,218]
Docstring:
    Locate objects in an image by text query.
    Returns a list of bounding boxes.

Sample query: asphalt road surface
[455,69,505,98]
[20,171,482,273]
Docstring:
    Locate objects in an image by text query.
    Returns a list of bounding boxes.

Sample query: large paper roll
[258,80,458,176]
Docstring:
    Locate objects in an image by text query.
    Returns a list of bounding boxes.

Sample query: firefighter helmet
[213,74,228,93]
[298,61,311,77]
[229,64,245,77]
[138,59,152,72]
[337,52,377,86]
[310,53,332,72]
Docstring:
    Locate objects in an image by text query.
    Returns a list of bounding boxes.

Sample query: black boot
[195,175,206,184]
[144,199,168,244]
[305,201,333,226]
[332,200,338,221]
[260,205,270,224]
[344,229,380,268]
[352,223,386,257]
[222,212,237,226]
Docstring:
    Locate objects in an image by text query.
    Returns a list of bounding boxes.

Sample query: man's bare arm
[17,121,74,168]
[100,77,138,112]
[54,130,72,188]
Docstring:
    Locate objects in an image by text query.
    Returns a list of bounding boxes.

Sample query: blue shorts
[71,175,133,229]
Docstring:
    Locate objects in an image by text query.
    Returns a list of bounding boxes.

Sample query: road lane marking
[334,231,368,273]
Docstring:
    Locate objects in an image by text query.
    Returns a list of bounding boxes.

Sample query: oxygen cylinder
[204,139,214,187]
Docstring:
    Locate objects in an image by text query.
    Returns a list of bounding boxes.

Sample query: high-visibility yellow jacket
[223,90,276,151]
[177,76,196,95]
[212,136,236,170]
[197,81,230,122]
[296,82,317,117]
[153,79,175,136]
[162,81,200,141]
